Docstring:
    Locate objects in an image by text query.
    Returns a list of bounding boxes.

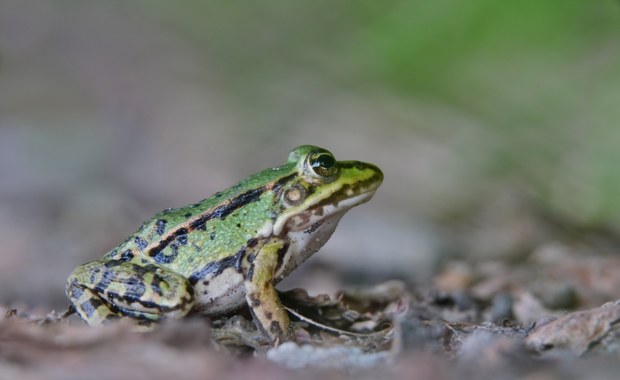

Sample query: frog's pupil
[312,154,335,169]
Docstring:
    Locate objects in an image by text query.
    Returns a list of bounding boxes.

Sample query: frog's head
[271,145,383,239]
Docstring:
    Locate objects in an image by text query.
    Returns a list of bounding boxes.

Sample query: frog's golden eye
[283,184,306,206]
[307,152,337,178]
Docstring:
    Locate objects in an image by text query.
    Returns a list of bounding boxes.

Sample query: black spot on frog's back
[156,219,167,235]
[147,227,188,263]
[151,248,179,265]
[134,236,148,250]
[119,250,134,262]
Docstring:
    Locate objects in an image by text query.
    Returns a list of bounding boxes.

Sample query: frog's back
[102,163,296,273]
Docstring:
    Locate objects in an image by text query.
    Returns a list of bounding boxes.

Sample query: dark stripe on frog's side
[188,247,246,286]
[187,187,264,230]
[145,174,296,260]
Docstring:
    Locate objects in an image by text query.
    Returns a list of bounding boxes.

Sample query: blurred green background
[1,0,619,310]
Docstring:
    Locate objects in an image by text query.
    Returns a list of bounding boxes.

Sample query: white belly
[191,268,246,315]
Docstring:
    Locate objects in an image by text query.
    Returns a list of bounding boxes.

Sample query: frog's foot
[66,260,195,326]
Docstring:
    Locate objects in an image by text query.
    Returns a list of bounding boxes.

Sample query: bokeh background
[1,1,620,312]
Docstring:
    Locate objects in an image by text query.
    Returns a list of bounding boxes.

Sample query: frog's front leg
[66,259,194,326]
[244,238,291,343]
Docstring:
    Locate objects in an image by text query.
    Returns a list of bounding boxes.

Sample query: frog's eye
[307,151,337,178]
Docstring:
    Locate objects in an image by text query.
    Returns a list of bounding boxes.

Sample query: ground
[2,241,620,380]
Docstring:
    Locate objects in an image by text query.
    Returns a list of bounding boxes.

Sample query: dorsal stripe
[146,173,297,257]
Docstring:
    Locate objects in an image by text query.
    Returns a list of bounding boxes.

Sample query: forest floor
[2,242,620,380]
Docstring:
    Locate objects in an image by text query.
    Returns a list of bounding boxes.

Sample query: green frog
[66,145,383,343]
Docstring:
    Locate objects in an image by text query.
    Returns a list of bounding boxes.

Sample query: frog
[66,145,383,343]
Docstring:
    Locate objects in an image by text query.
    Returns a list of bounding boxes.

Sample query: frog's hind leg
[65,283,123,325]
[66,260,195,326]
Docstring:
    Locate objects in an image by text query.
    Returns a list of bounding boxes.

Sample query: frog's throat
[271,190,376,236]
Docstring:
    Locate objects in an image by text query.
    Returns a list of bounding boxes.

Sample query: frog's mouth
[275,189,378,235]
